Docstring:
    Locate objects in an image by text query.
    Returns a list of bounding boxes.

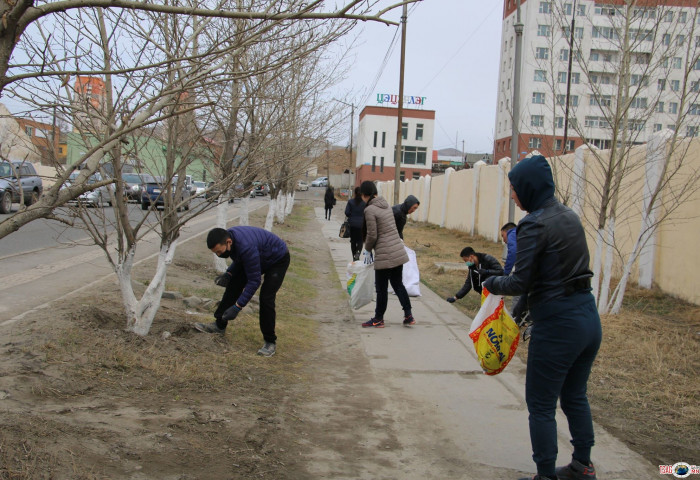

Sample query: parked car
[296,180,309,191]
[141,175,192,211]
[65,171,114,207]
[192,181,207,197]
[122,173,148,202]
[249,181,270,197]
[0,160,43,214]
[310,176,328,187]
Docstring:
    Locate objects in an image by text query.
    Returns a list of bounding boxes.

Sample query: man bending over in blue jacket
[194,226,290,357]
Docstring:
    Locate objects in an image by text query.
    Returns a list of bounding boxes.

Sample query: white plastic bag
[389,246,421,297]
[346,261,375,309]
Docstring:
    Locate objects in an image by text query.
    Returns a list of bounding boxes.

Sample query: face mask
[465,261,474,267]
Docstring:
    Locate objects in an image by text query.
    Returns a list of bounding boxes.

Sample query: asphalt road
[0,196,269,324]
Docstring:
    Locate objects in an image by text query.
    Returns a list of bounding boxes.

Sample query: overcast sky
[333,0,504,153]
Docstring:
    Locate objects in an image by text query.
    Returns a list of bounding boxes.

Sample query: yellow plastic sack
[468,287,520,375]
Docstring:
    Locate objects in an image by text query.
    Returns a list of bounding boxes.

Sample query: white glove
[362,250,374,265]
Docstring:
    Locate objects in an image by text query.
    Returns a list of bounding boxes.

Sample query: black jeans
[325,207,332,219]
[526,293,602,477]
[349,226,362,258]
[374,265,412,320]
[214,252,290,344]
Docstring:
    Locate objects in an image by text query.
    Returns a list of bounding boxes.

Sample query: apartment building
[355,106,435,185]
[494,0,700,159]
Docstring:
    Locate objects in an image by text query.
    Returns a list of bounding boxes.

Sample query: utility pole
[393,3,408,205]
[509,0,523,224]
[334,99,355,191]
[562,0,577,154]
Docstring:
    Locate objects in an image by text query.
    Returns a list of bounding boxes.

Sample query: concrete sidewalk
[316,208,659,480]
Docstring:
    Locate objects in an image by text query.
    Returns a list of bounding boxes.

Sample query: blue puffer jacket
[225,226,289,308]
[503,227,517,275]
[483,155,593,317]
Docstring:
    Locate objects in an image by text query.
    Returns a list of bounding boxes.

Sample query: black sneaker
[257,342,276,357]
[362,318,384,328]
[194,322,225,334]
[403,314,416,326]
[556,459,597,480]
[518,475,558,480]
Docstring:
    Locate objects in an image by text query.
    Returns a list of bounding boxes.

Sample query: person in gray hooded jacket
[392,195,420,240]
[483,155,601,480]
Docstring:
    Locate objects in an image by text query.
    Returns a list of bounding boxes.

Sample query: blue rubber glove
[222,304,241,321]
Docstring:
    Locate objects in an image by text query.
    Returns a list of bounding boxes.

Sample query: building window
[672,57,682,69]
[531,115,545,127]
[532,92,546,104]
[567,140,575,151]
[669,102,679,114]
[537,25,551,37]
[658,79,666,91]
[555,116,564,128]
[679,11,688,23]
[630,97,647,109]
[590,95,612,107]
[630,74,648,86]
[686,126,699,137]
[590,51,599,61]
[401,123,408,140]
[555,139,562,151]
[400,171,405,181]
[592,26,617,40]
[656,102,664,113]
[372,156,376,172]
[560,49,569,61]
[574,27,584,39]
[571,72,580,84]
[677,35,686,46]
[653,124,663,132]
[585,116,610,128]
[558,71,567,83]
[382,132,386,148]
[25,126,32,137]
[373,131,377,147]
[576,4,585,16]
[380,157,384,173]
[664,11,673,22]
[563,3,572,15]
[662,34,671,46]
[412,172,420,180]
[416,124,423,141]
[534,70,546,82]
[689,104,700,115]
[539,1,551,14]
[401,146,427,165]
[692,81,700,92]
[529,137,542,149]
[671,80,680,92]
[535,47,549,60]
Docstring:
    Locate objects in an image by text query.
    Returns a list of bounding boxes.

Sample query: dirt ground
[0,196,697,479]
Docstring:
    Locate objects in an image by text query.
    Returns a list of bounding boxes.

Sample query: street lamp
[334,99,355,192]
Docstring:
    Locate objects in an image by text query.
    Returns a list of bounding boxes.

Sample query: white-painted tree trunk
[597,217,616,314]
[264,197,276,231]
[609,232,645,314]
[592,228,604,303]
[123,239,178,336]
[239,197,249,226]
[276,191,286,224]
[285,192,294,215]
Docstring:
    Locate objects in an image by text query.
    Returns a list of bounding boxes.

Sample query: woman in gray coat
[359,180,414,328]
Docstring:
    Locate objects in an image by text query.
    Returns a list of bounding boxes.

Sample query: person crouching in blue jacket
[195,226,290,357]
[483,155,602,480]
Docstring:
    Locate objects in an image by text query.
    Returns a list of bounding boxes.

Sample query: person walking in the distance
[445,247,503,304]
[324,186,336,220]
[483,155,602,480]
[344,186,366,261]
[194,226,290,357]
[359,180,415,328]
[392,195,420,240]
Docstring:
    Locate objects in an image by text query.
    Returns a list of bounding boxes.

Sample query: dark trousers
[214,253,290,344]
[349,227,362,258]
[374,265,412,320]
[325,206,332,219]
[526,293,602,477]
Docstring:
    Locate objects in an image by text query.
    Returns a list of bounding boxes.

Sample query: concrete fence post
[440,168,454,228]
[639,129,673,288]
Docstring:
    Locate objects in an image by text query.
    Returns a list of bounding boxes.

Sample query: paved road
[0,197,268,324]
